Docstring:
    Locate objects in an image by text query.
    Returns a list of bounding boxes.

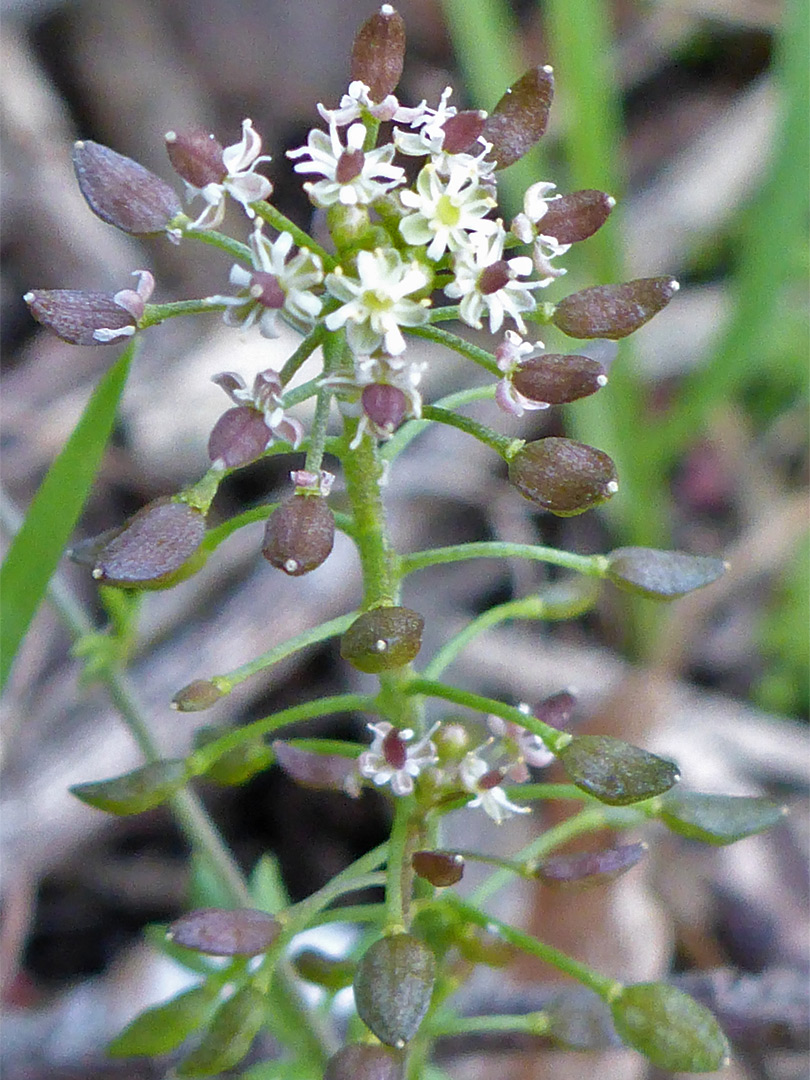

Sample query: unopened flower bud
[262,494,335,576]
[353,934,435,1047]
[171,679,224,712]
[441,110,487,154]
[483,65,554,169]
[24,289,136,345]
[73,140,181,234]
[340,606,424,673]
[168,907,281,956]
[362,383,408,435]
[165,128,225,188]
[511,353,608,406]
[552,278,679,340]
[325,1044,404,1080]
[351,5,406,102]
[508,437,618,516]
[539,190,615,244]
[412,850,465,887]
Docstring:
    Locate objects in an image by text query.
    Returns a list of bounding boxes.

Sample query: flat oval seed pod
[165,128,225,188]
[353,934,436,1047]
[606,547,727,599]
[552,278,679,340]
[90,498,207,588]
[70,759,188,815]
[340,606,424,673]
[325,1043,405,1080]
[559,735,679,806]
[511,353,607,406]
[508,437,618,516]
[24,289,135,345]
[73,140,181,234]
[483,66,554,169]
[539,190,615,244]
[536,842,646,888]
[412,850,465,887]
[351,5,406,101]
[169,908,281,956]
[262,494,335,576]
[658,791,787,846]
[272,740,359,792]
[176,984,266,1077]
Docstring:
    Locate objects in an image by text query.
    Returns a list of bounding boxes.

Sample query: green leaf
[0,343,134,691]
[177,984,266,1076]
[610,982,730,1071]
[606,547,727,599]
[658,790,787,846]
[558,735,679,805]
[189,849,241,911]
[107,985,218,1057]
[70,759,187,815]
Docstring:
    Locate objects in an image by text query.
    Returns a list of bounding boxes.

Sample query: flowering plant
[15,6,787,1077]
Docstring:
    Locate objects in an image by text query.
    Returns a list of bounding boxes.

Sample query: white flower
[209,367,304,463]
[488,705,555,783]
[445,226,545,334]
[287,121,404,207]
[399,162,498,261]
[494,330,551,417]
[510,181,570,281]
[317,80,424,127]
[208,223,323,338]
[358,721,438,796]
[92,270,155,342]
[459,749,531,825]
[394,87,496,182]
[187,119,273,230]
[323,352,426,447]
[324,248,431,356]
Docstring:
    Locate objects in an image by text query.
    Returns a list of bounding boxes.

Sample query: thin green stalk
[279,323,328,386]
[381,385,497,462]
[171,218,253,262]
[287,843,389,930]
[406,323,500,376]
[421,405,519,457]
[430,1011,549,1037]
[252,201,336,268]
[384,797,414,931]
[140,297,230,328]
[341,424,398,606]
[401,541,607,578]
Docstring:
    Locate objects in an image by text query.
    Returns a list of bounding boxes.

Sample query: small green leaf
[250,854,290,915]
[70,759,187,815]
[559,735,679,806]
[107,985,217,1057]
[658,790,787,845]
[0,343,133,691]
[177,984,266,1077]
[607,547,727,599]
[610,982,730,1071]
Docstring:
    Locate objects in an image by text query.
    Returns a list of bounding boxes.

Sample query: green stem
[384,797,414,931]
[170,218,253,262]
[139,297,230,328]
[406,324,500,376]
[430,1011,549,1038]
[381,385,498,463]
[286,843,389,930]
[251,201,336,268]
[421,405,519,457]
[401,542,607,578]
[279,323,328,386]
[427,304,461,323]
[341,423,399,607]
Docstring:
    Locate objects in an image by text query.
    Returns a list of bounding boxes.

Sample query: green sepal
[70,759,188,815]
[657,790,786,845]
[558,735,679,806]
[610,982,730,1071]
[176,984,266,1076]
[107,984,218,1057]
[606,547,727,599]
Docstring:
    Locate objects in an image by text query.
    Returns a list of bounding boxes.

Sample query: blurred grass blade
[0,343,134,691]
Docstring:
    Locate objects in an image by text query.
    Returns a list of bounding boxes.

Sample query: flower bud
[539,190,615,244]
[441,110,487,154]
[262,494,335,576]
[508,437,618,516]
[73,498,207,588]
[536,842,646,889]
[324,1044,405,1080]
[483,65,554,169]
[207,406,273,468]
[165,128,225,188]
[558,735,679,806]
[340,606,424,673]
[353,934,435,1047]
[351,5,406,102]
[412,850,465,887]
[362,383,408,435]
[552,278,679,340]
[168,908,281,956]
[328,203,373,252]
[73,140,181,234]
[171,679,224,712]
[24,289,136,345]
[511,353,608,406]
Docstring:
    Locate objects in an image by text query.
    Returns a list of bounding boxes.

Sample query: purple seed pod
[552,278,679,340]
[606,547,727,600]
[171,679,224,712]
[534,690,577,728]
[508,437,618,517]
[325,1044,405,1080]
[23,289,136,345]
[482,65,554,169]
[165,127,225,188]
[272,740,360,793]
[362,383,408,435]
[340,606,424,673]
[207,405,272,468]
[412,850,465,887]
[353,934,436,1047]
[535,841,647,889]
[441,110,487,155]
[350,5,406,102]
[73,140,181,234]
[79,498,207,588]
[511,353,608,406]
[262,494,335,576]
[539,190,615,244]
[168,907,281,956]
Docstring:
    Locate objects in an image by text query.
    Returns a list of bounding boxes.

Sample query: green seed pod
[294,948,355,992]
[324,1043,405,1080]
[483,66,555,169]
[108,985,218,1058]
[169,908,281,956]
[353,934,436,1048]
[350,5,406,101]
[69,759,188,816]
[176,984,266,1077]
[558,735,679,806]
[552,278,679,340]
[606,547,727,599]
[657,791,787,846]
[340,606,424,673]
[412,850,465,887]
[262,494,335,576]
[508,437,618,516]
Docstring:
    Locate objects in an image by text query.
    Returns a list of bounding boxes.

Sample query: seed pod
[193,726,273,786]
[535,842,646,889]
[272,740,359,792]
[165,128,225,188]
[441,110,487,155]
[511,353,608,406]
[24,289,135,345]
[340,606,424,673]
[558,735,680,806]
[208,405,272,468]
[606,547,727,599]
[539,190,615,244]
[294,949,355,992]
[552,278,679,340]
[81,498,207,588]
[353,934,435,1047]
[483,66,554,169]
[169,908,281,956]
[73,140,181,234]
[412,850,465,887]
[508,437,618,516]
[324,1044,405,1080]
[362,383,408,435]
[70,759,188,816]
[534,689,576,728]
[657,791,786,846]
[176,984,266,1077]
[171,679,224,712]
[262,494,335,576]
[546,991,619,1050]
[350,5,406,101]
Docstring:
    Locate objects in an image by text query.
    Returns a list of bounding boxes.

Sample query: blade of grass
[0,342,135,691]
